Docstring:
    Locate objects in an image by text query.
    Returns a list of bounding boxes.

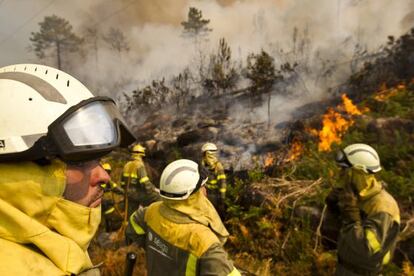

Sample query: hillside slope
[89,28,414,275]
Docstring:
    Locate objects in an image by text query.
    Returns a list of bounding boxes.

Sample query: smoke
[0,0,413,123]
[87,0,412,103]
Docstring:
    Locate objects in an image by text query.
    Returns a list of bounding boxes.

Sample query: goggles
[335,150,352,168]
[335,149,380,174]
[4,97,135,162]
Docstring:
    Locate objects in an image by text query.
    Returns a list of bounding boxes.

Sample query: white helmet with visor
[0,64,135,162]
[201,142,218,153]
[335,143,381,174]
[159,159,208,200]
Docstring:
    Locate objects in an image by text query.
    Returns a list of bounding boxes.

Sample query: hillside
[223,80,414,275]
[89,28,414,275]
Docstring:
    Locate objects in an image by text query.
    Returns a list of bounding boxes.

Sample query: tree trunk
[56,41,61,70]
[267,91,271,129]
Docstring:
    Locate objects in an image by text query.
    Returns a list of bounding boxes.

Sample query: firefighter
[121,144,160,216]
[0,64,135,275]
[125,159,241,276]
[201,143,227,213]
[101,162,124,232]
[325,143,400,276]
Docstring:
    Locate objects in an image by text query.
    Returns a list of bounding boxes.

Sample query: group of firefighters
[100,142,228,233]
[0,64,401,276]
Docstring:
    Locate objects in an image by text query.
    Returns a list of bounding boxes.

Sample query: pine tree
[246,50,280,128]
[181,7,212,41]
[171,69,192,111]
[83,27,100,71]
[102,27,130,59]
[30,15,83,70]
[246,50,276,93]
[204,38,238,96]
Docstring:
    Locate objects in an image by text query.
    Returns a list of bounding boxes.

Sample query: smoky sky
[0,0,413,103]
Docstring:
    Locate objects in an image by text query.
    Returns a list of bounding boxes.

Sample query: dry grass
[89,235,147,276]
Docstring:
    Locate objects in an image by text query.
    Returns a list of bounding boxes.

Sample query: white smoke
[0,0,413,121]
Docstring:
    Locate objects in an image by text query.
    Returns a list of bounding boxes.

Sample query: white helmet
[159,159,208,200]
[0,64,135,162]
[336,143,381,173]
[201,142,218,153]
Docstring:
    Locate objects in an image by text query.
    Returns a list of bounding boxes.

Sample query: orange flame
[285,140,303,162]
[318,108,351,151]
[342,94,362,115]
[311,94,364,152]
[374,82,405,102]
[264,152,274,167]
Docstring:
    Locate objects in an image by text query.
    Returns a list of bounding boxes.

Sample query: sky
[1,0,413,68]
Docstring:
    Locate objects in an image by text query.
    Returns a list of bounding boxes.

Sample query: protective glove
[338,185,361,225]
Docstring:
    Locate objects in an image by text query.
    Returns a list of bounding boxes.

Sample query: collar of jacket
[358,181,400,224]
[0,160,100,274]
[131,153,144,160]
[355,172,382,201]
[161,190,229,244]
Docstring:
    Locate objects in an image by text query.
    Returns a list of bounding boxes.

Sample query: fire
[285,140,303,162]
[264,152,274,167]
[341,94,362,115]
[318,108,352,151]
[310,94,364,152]
[374,82,405,102]
[264,141,303,166]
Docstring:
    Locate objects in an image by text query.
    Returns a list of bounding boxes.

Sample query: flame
[264,140,303,166]
[374,82,405,102]
[342,94,362,115]
[264,152,274,167]
[397,84,406,90]
[318,108,351,151]
[285,140,303,162]
[311,94,364,152]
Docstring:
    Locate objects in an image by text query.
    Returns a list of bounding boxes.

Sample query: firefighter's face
[64,160,110,208]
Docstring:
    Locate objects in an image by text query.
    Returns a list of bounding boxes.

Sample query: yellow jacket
[0,160,101,275]
[336,170,400,275]
[201,155,227,194]
[126,191,239,276]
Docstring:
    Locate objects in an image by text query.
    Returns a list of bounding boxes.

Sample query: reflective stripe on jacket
[202,160,227,194]
[121,158,160,206]
[121,159,149,186]
[126,202,240,276]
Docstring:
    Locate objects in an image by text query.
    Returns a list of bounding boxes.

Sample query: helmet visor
[63,101,117,146]
[48,96,135,162]
[335,150,351,168]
